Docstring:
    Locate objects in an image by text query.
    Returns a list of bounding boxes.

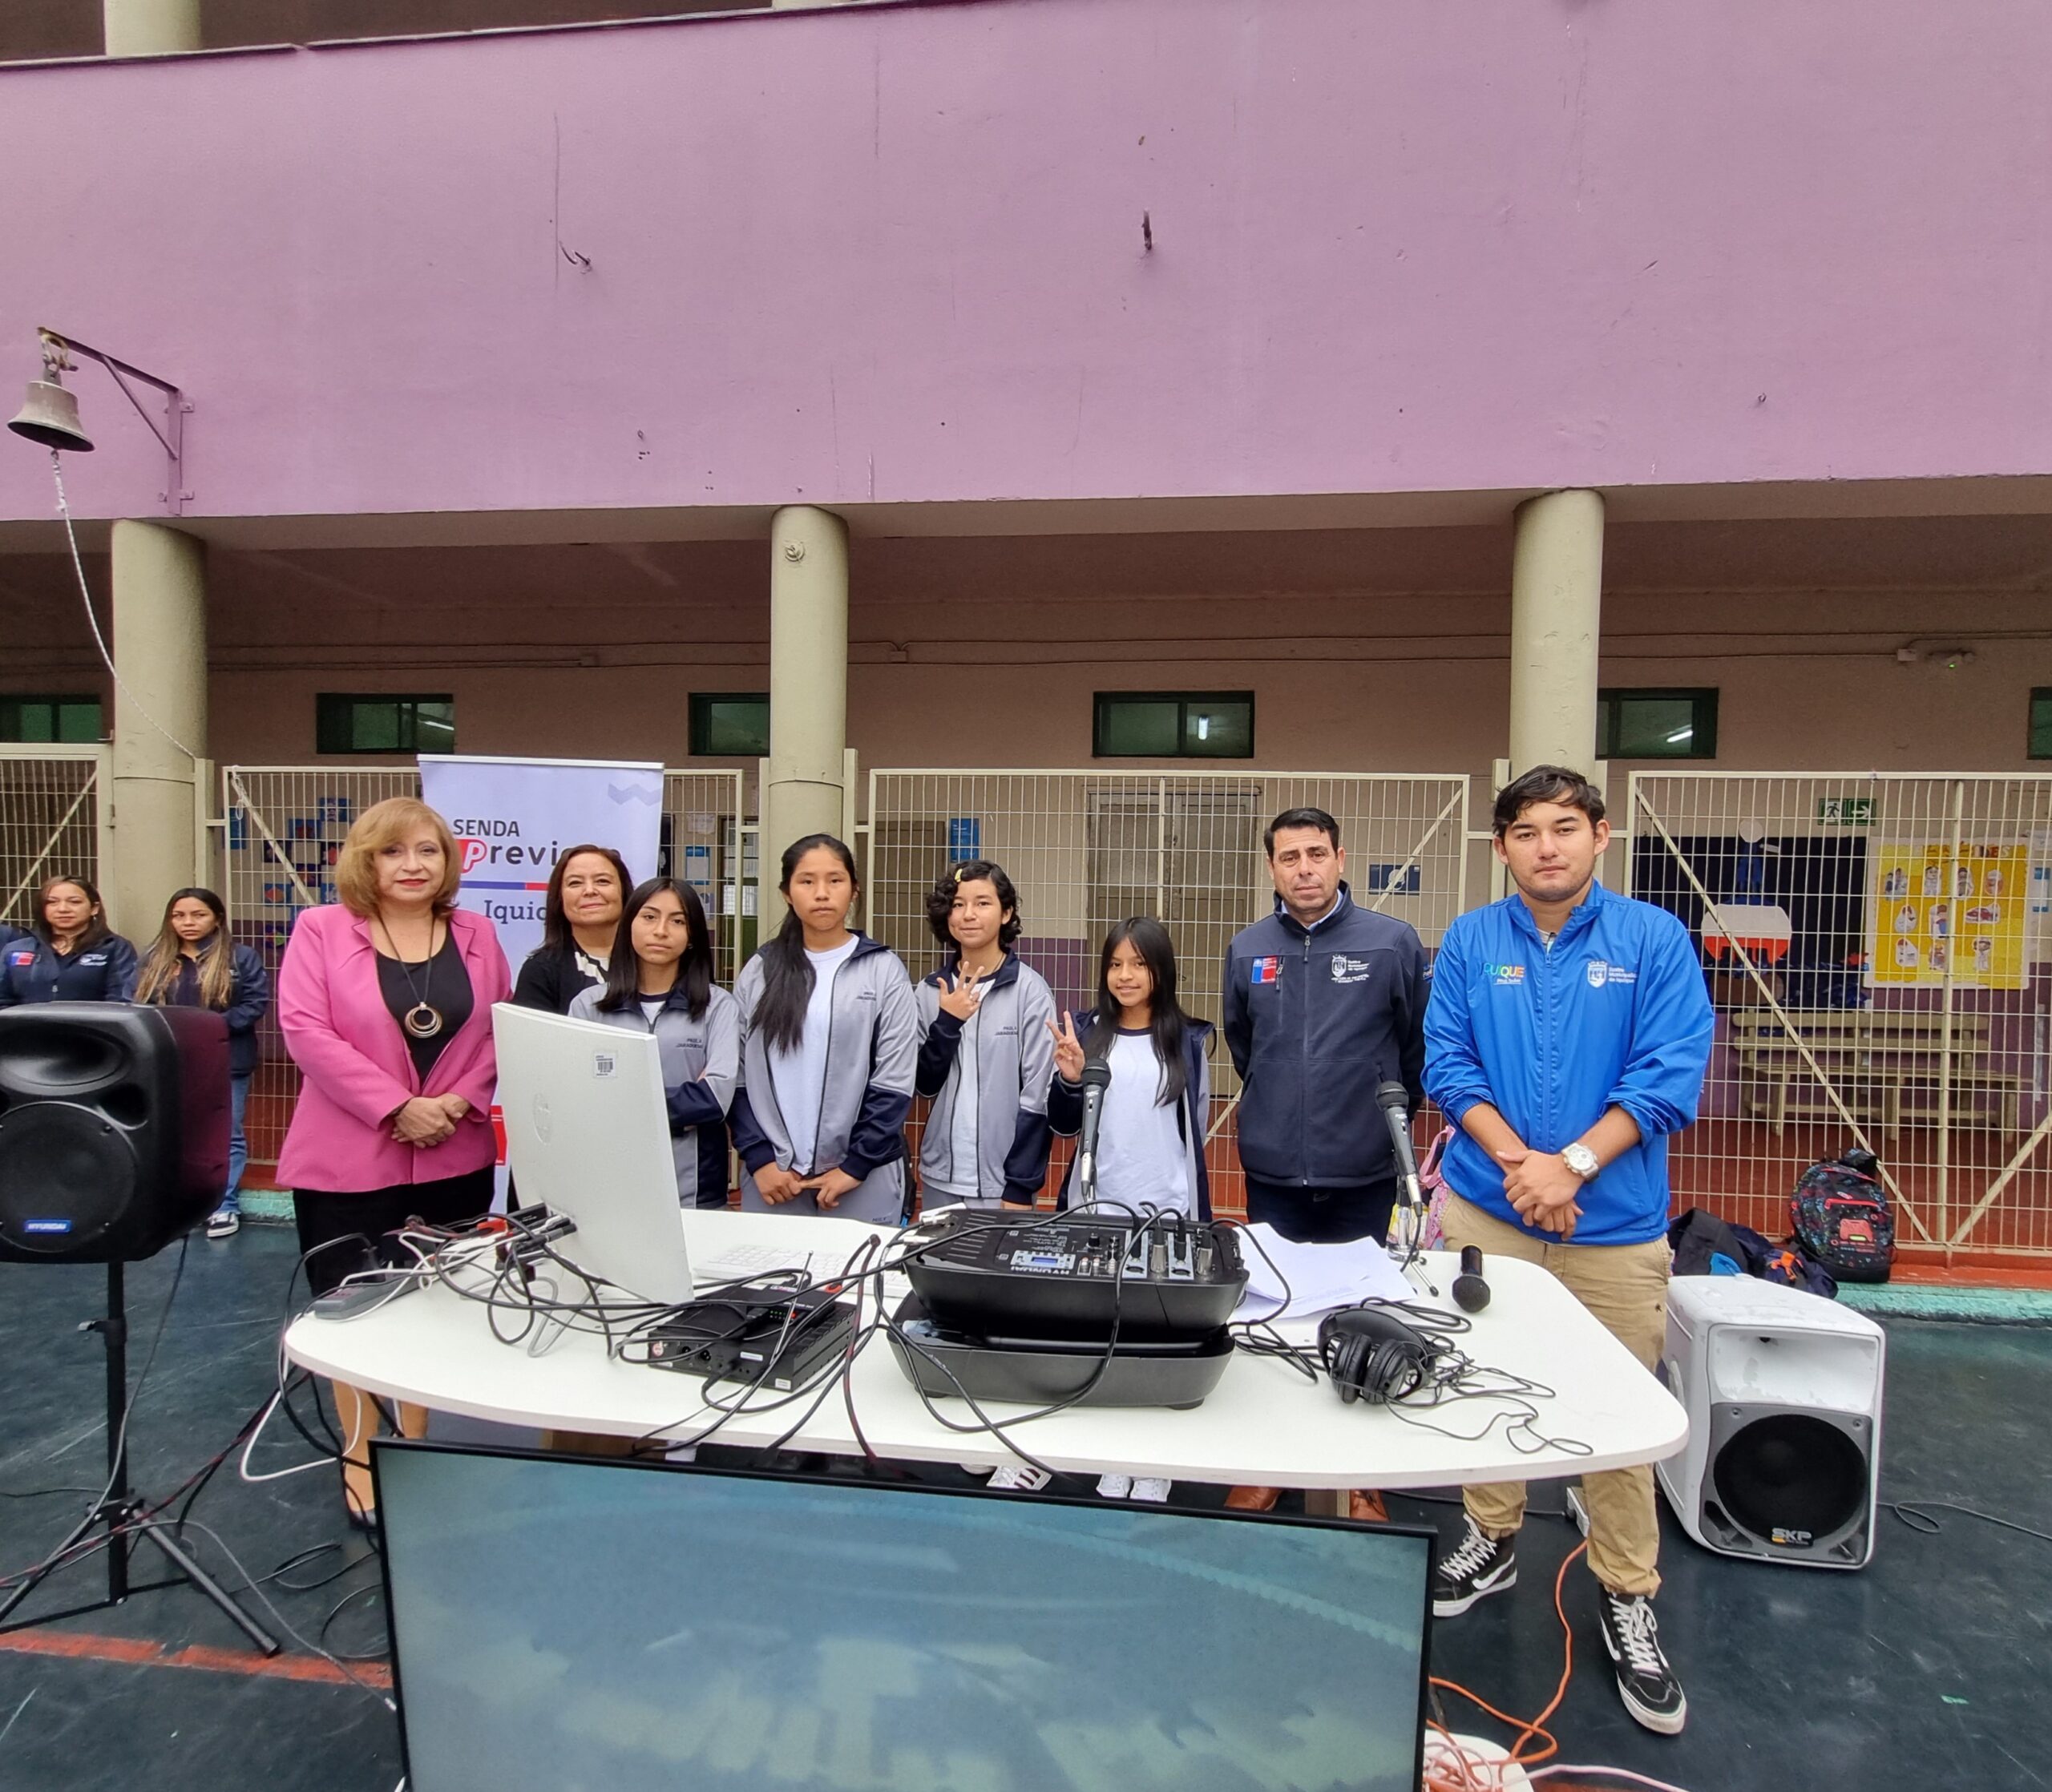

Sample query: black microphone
[1076,1057,1113,1201]
[1452,1245,1491,1314]
[1376,1080,1423,1214]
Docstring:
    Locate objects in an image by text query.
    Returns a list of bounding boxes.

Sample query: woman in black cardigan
[512,844,632,1014]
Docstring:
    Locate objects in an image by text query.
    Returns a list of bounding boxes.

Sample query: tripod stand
[0,1259,279,1653]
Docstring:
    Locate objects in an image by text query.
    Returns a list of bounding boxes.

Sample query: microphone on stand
[1075,1057,1113,1205]
[1377,1079,1438,1296]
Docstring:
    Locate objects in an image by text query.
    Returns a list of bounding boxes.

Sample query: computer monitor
[374,1442,1435,1792]
[490,1002,694,1305]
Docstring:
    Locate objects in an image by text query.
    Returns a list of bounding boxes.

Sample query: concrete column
[110,520,207,937]
[1507,489,1605,776]
[103,0,201,56]
[762,505,850,934]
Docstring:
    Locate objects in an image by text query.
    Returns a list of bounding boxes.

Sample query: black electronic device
[887,1293,1234,1411]
[902,1209,1247,1344]
[0,1003,228,1263]
[1073,1057,1112,1201]
[1319,1305,1437,1405]
[1452,1245,1490,1314]
[640,1285,856,1390]
[1376,1079,1424,1216]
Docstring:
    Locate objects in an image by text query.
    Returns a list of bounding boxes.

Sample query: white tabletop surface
[282,1209,1686,1489]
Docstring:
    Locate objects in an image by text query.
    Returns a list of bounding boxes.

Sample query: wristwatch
[1561,1142,1601,1181]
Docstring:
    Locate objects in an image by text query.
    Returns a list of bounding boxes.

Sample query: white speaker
[1657,1276,1884,1570]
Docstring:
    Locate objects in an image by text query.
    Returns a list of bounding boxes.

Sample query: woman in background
[569,878,739,1209]
[0,874,137,1006]
[276,797,509,1528]
[513,844,631,1014]
[729,835,919,1224]
[134,887,270,1239]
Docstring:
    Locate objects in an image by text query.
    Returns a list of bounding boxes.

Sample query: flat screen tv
[374,1442,1434,1792]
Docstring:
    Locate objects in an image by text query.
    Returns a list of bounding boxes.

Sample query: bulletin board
[1866,840,2028,991]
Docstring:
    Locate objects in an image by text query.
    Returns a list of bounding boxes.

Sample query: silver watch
[1561,1142,1600,1181]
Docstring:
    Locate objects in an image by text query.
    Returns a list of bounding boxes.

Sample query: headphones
[1318,1304,1438,1405]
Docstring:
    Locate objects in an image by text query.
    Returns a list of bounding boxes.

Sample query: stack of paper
[1231,1222,1414,1322]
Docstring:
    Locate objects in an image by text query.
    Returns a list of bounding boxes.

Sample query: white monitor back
[491,1003,693,1306]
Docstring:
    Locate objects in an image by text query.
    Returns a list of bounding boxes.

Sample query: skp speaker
[1657,1275,1884,1570]
[0,1003,229,1263]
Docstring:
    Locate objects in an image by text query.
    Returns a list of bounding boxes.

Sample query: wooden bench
[1726,1008,2022,1140]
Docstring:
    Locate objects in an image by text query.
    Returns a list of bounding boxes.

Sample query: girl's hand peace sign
[1046,1011,1087,1083]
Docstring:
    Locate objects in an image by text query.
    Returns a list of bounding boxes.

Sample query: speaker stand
[0,1261,280,1654]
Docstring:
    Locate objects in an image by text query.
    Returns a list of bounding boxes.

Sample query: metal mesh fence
[1630,771,2052,1257]
[0,748,107,932]
[865,769,1470,1213]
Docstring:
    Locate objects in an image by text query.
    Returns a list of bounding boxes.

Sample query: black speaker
[0,1003,230,1263]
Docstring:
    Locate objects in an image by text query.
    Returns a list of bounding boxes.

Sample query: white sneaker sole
[1610,1664,1688,1735]
[1432,1563,1517,1619]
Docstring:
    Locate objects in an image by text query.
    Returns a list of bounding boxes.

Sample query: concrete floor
[0,1225,2045,1792]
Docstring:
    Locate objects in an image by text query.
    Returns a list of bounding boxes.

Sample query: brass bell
[8,372,93,454]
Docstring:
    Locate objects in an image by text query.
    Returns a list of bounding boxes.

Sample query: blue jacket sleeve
[224,945,271,1036]
[1422,922,1493,1125]
[728,1088,779,1173]
[1606,917,1716,1138]
[839,963,919,1183]
[915,998,965,1099]
[669,995,740,1134]
[1001,974,1059,1204]
[1221,943,1252,1080]
[104,936,139,1002]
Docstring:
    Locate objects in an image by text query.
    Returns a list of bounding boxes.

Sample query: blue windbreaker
[1424,882,1715,1246]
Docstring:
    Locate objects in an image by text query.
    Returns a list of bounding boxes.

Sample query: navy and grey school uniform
[914,952,1057,1208]
[0,933,139,1006]
[729,934,919,1225]
[568,983,741,1209]
[1047,1020,1216,1221]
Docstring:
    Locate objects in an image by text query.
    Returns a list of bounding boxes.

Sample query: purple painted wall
[2,0,2050,525]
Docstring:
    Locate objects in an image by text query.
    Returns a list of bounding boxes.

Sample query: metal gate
[1630,771,2052,1259]
[866,769,1470,1211]
[0,746,112,930]
[223,765,748,1177]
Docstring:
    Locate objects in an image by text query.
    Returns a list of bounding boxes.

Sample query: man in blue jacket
[1424,765,1714,1738]
[1221,805,1430,1518]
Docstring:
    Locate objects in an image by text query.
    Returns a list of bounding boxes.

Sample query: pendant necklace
[377,913,444,1040]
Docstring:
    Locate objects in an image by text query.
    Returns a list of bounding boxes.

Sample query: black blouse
[377,930,474,1084]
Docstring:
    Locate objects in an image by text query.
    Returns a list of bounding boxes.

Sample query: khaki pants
[1437,1191,1670,1597]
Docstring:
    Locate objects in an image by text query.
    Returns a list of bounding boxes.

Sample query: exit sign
[1818,797,1876,825]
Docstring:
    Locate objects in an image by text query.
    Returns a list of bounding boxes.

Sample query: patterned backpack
[1790,1152,1895,1284]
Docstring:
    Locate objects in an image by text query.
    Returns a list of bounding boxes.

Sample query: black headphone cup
[1319,1306,1432,1406]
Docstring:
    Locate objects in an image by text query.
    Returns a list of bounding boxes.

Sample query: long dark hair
[135,887,232,1009]
[35,874,111,950]
[1082,915,1190,1109]
[541,844,632,951]
[596,878,714,1021]
[751,833,860,1053]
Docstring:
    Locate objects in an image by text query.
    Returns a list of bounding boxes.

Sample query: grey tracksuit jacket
[913,951,1057,1206]
[728,933,919,1225]
[568,982,741,1208]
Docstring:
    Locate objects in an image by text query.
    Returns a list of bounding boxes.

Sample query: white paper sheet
[1231,1222,1416,1322]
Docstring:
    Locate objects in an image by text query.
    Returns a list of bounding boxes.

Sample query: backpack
[1669,1207,1840,1298]
[1791,1153,1895,1284]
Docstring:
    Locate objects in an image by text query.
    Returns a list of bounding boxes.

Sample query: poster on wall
[1865,838,2028,991]
[417,754,665,973]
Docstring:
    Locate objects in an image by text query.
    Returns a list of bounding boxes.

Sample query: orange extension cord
[1421,1541,1585,1790]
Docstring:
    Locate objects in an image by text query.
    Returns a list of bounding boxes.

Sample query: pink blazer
[275,904,511,1193]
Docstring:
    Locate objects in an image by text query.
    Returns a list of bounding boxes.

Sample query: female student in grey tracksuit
[568,878,739,1209]
[728,835,919,1226]
[913,859,1056,1208]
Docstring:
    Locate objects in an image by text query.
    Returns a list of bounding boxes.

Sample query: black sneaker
[1432,1517,1517,1618]
[1596,1587,1687,1734]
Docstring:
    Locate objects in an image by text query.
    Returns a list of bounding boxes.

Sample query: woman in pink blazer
[277,795,511,1527]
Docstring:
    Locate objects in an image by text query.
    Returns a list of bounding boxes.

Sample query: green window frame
[1596,688,1719,761]
[315,693,455,756]
[689,692,771,758]
[0,695,102,744]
